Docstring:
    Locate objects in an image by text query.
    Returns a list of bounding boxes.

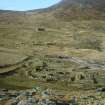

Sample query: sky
[0,0,61,11]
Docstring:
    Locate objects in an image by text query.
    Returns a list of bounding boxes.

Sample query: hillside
[0,1,105,104]
[51,0,105,20]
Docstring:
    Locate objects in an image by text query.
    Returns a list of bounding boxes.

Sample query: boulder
[17,100,32,105]
[97,87,105,92]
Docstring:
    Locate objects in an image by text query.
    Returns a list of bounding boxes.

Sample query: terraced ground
[0,47,29,73]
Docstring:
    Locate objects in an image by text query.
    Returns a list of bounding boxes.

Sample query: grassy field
[0,11,105,92]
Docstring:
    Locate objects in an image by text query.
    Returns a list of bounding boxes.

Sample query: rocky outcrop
[45,55,105,70]
[0,87,105,105]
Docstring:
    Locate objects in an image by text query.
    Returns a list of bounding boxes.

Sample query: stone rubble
[0,87,105,105]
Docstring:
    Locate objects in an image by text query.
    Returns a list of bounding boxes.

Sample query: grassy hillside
[53,0,105,20]
[0,0,105,93]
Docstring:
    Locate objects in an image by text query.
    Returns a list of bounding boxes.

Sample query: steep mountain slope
[53,0,105,20]
[59,0,105,9]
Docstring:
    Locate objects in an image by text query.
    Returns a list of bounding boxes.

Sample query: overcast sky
[0,0,61,11]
